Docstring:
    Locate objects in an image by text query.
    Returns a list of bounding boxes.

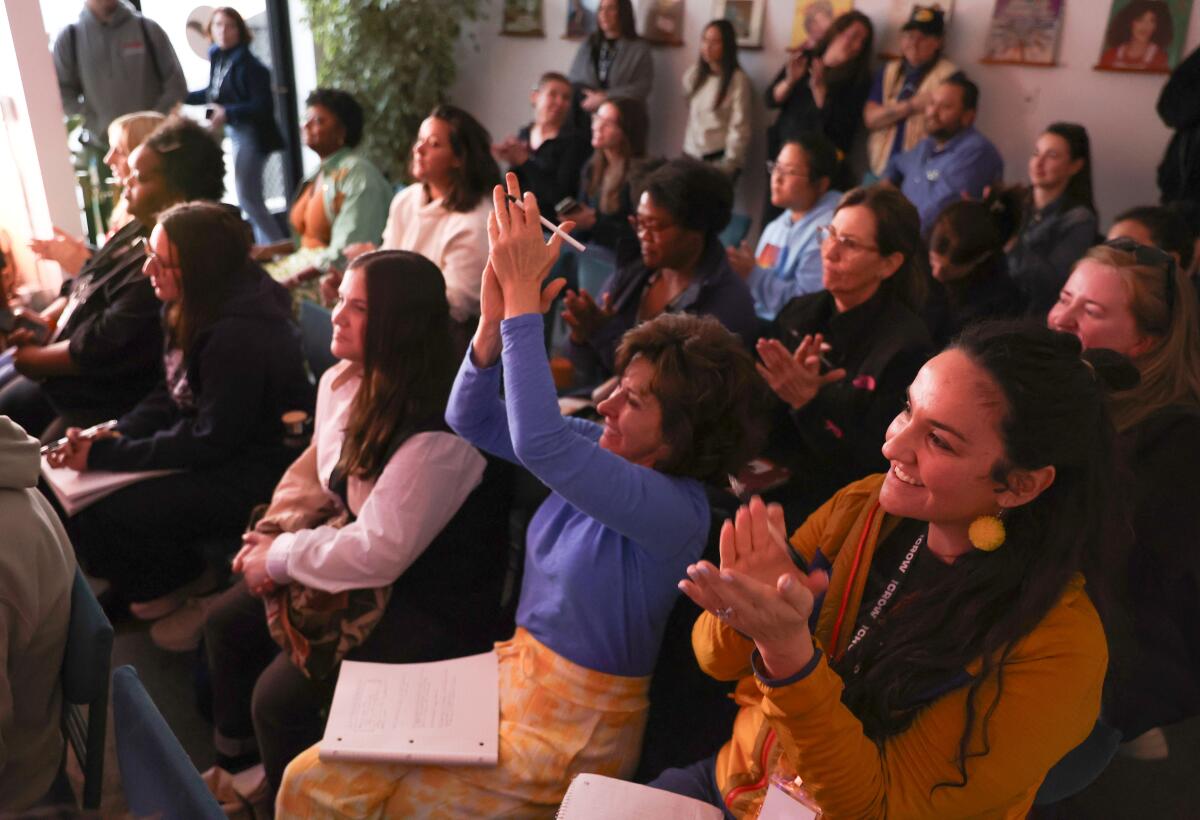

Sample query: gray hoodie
[52,0,187,144]
[0,417,76,810]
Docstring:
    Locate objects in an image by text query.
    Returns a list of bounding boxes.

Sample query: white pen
[506,194,587,253]
[41,419,119,455]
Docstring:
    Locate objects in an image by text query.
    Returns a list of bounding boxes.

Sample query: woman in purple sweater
[276,175,766,817]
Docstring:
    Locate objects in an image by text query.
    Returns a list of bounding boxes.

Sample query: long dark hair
[836,185,928,311]
[836,321,1135,790]
[1043,122,1095,215]
[334,250,457,481]
[586,97,648,206]
[929,191,1021,278]
[157,201,253,355]
[589,0,638,57]
[690,20,740,110]
[816,11,875,87]
[425,104,501,213]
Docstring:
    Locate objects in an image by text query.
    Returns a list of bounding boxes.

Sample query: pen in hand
[41,419,119,456]
[505,194,587,253]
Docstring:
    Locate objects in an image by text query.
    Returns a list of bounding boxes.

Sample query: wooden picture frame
[980,0,1063,67]
[712,0,766,49]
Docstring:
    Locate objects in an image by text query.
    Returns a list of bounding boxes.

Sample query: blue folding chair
[720,212,752,248]
[113,665,225,820]
[61,567,113,810]
[299,299,336,381]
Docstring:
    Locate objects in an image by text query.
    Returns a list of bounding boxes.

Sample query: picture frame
[980,0,1064,67]
[790,0,855,50]
[1094,0,1194,74]
[564,0,598,40]
[712,0,766,49]
[502,0,545,37]
[642,0,686,46]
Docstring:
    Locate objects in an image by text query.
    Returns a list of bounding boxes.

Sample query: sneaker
[1118,726,1169,760]
[149,592,221,652]
[129,568,220,621]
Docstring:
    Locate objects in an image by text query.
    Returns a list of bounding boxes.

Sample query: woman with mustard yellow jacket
[661,322,1131,818]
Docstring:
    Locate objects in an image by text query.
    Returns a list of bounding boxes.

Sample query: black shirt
[513,123,593,217]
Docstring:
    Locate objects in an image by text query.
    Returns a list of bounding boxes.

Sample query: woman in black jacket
[186,7,285,243]
[49,202,313,615]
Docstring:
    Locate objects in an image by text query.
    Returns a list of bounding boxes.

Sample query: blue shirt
[746,189,840,320]
[445,314,709,677]
[884,126,1004,234]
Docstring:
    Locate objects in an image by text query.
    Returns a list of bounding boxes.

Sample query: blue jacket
[884,126,1003,235]
[186,43,283,152]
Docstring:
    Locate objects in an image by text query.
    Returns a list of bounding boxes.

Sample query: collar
[787,189,841,225]
[827,285,893,338]
[928,125,975,156]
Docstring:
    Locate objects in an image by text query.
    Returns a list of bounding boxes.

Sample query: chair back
[720,212,751,248]
[61,567,113,809]
[299,299,337,380]
[113,665,225,819]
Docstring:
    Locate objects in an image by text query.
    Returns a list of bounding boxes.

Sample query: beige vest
[867,56,958,176]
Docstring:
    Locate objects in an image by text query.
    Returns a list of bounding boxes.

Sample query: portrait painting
[565,0,599,39]
[502,0,545,37]
[981,0,1063,66]
[712,0,766,49]
[642,0,686,45]
[1095,0,1194,73]
[790,0,855,49]
[877,1,955,58]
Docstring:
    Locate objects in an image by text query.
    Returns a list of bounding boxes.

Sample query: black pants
[69,456,285,601]
[205,579,487,794]
[0,376,56,439]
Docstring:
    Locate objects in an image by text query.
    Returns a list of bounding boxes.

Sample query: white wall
[0,2,83,296]
[450,0,1200,236]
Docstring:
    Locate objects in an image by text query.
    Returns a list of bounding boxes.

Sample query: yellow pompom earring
[969,513,1006,552]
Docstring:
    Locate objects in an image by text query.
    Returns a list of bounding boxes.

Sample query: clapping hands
[756,333,846,411]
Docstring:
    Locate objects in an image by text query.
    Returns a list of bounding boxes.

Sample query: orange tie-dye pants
[276,628,651,819]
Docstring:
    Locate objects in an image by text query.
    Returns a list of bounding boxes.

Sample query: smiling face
[823,20,870,67]
[879,349,1011,529]
[331,265,368,362]
[596,355,671,467]
[209,11,241,50]
[820,204,901,311]
[410,116,461,190]
[1047,259,1150,358]
[1029,132,1083,193]
[532,78,572,130]
[142,223,182,303]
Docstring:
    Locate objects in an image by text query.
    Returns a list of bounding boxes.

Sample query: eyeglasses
[1102,237,1176,314]
[766,161,808,180]
[817,224,879,254]
[628,215,677,236]
[133,236,181,271]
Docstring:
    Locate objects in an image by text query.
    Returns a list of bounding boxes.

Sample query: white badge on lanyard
[757,773,821,819]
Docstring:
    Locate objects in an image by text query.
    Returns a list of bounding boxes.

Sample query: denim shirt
[747,189,841,320]
[884,126,1004,234]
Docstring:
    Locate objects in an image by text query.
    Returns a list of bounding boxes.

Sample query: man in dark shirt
[493,71,593,216]
[0,117,226,438]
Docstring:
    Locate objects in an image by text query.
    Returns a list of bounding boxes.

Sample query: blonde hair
[1080,244,1200,431]
[107,111,167,156]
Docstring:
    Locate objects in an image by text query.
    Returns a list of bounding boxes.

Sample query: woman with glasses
[562,157,758,382]
[47,202,313,619]
[726,133,842,321]
[761,185,932,509]
[1048,239,1200,763]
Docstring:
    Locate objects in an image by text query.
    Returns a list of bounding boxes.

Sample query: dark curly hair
[305,88,365,147]
[1105,0,1173,50]
[638,157,733,239]
[144,116,225,202]
[613,313,769,482]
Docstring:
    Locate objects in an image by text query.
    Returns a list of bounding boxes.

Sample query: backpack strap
[138,16,164,84]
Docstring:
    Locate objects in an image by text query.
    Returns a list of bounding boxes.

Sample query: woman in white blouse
[203,250,511,795]
[682,19,753,181]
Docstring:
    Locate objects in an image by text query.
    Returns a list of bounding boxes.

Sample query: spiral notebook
[318,652,499,766]
[556,774,724,819]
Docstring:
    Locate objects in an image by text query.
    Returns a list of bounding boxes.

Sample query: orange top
[290,177,334,249]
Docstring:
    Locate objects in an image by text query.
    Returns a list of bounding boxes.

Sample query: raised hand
[487,172,571,318]
[756,333,846,410]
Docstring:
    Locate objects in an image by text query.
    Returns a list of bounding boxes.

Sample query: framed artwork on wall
[877,1,955,59]
[981,0,1064,66]
[642,0,686,45]
[712,0,766,49]
[502,0,545,37]
[565,0,598,40]
[790,0,855,49]
[1095,0,1194,73]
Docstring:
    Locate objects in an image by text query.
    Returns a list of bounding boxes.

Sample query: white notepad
[318,652,500,766]
[41,459,179,516]
[556,774,724,820]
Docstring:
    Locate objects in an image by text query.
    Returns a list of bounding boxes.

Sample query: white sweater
[381,184,490,322]
[682,65,753,177]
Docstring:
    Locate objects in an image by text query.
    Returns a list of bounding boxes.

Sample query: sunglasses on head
[1101,237,1176,314]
